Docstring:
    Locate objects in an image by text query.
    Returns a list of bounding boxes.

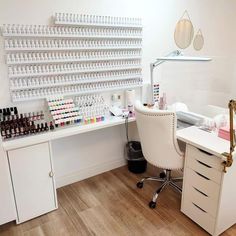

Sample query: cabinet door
[8,142,57,223]
[0,143,16,225]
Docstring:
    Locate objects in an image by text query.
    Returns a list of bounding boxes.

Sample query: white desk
[177,126,229,159]
[2,116,135,151]
[0,116,135,224]
[177,126,236,236]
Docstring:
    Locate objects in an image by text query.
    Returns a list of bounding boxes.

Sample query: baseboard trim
[55,159,126,188]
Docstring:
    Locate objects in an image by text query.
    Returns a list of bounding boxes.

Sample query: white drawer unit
[187,144,223,171]
[184,167,220,200]
[182,199,216,234]
[184,182,219,217]
[8,142,57,223]
[186,154,222,184]
[181,144,236,236]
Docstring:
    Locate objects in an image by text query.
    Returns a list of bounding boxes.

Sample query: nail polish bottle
[40,123,44,132]
[49,122,54,130]
[11,126,16,138]
[1,129,6,139]
[20,126,24,135]
[6,129,11,139]
[29,121,33,133]
[10,107,14,115]
[44,122,49,131]
[15,126,19,136]
[36,124,40,133]
[24,124,29,135]
[36,111,40,120]
[6,108,11,116]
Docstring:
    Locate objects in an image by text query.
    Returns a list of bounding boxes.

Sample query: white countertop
[177,126,230,158]
[2,114,231,159]
[2,116,135,151]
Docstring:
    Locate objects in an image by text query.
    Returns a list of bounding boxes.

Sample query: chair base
[137,170,182,209]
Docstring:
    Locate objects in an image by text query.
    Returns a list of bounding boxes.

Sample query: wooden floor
[1,165,236,236]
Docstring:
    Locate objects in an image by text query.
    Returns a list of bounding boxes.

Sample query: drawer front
[187,145,223,172]
[184,182,218,217]
[186,149,222,184]
[185,168,220,200]
[182,199,215,235]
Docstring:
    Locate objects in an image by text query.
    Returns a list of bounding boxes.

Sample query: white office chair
[135,101,184,208]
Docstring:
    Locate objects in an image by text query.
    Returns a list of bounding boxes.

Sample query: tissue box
[218,127,230,141]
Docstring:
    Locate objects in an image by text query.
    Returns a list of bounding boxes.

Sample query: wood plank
[78,205,127,236]
[78,171,166,235]
[21,203,78,236]
[57,188,94,236]
[156,220,193,236]
[0,222,23,236]
[1,165,236,236]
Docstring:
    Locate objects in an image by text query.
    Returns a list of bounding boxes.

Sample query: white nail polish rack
[75,94,110,123]
[47,94,110,128]
[47,97,82,128]
[1,13,143,102]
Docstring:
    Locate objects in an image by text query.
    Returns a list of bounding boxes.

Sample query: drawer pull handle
[197,148,213,156]
[195,171,210,180]
[196,159,212,168]
[193,187,208,197]
[192,202,207,213]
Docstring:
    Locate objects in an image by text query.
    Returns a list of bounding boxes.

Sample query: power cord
[124,113,130,143]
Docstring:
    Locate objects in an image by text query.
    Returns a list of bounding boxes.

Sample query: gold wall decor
[193,29,204,51]
[174,10,194,49]
[222,100,236,172]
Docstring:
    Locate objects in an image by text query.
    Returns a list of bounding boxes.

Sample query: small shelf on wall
[3,33,142,40]
[11,84,143,102]
[2,13,143,102]
[10,75,142,91]
[54,20,143,29]
[53,13,142,29]
[8,65,141,79]
[5,46,142,52]
[6,56,142,65]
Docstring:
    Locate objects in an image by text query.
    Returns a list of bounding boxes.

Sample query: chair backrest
[135,101,184,170]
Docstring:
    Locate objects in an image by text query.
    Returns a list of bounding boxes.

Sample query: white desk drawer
[187,145,223,172]
[186,149,222,184]
[182,199,215,235]
[184,183,218,217]
[185,168,220,200]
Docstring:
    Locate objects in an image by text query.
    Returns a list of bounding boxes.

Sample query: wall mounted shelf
[54,21,142,29]
[6,56,142,65]
[2,14,143,102]
[11,84,142,102]
[10,75,142,91]
[8,65,141,78]
[3,33,142,40]
[5,46,142,52]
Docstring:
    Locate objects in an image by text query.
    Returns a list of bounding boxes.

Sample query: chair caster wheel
[159,172,166,179]
[136,182,143,188]
[149,201,156,209]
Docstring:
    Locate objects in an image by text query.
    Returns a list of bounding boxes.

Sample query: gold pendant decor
[174,10,194,49]
[221,100,236,173]
[193,29,204,51]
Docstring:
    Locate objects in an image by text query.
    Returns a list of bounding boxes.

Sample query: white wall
[0,0,235,185]
[0,0,236,111]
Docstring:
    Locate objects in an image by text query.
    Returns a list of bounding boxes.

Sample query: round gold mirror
[174,11,194,49]
[193,29,204,51]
